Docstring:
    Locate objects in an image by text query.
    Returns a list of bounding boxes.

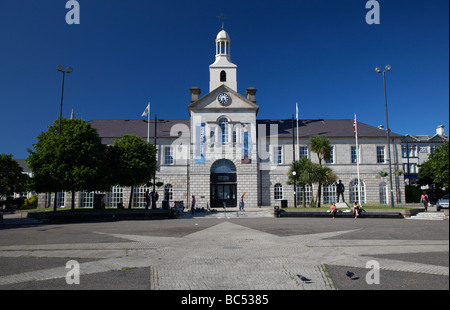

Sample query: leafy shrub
[22,195,38,210]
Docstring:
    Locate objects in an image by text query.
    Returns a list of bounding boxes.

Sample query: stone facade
[35,28,406,209]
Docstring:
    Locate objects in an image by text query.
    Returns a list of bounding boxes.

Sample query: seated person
[330,203,337,218]
[352,202,360,218]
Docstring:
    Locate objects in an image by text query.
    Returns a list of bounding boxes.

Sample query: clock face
[217,93,231,106]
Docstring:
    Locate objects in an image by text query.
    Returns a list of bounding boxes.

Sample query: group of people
[329,191,434,218]
[143,191,248,215]
[329,201,362,219]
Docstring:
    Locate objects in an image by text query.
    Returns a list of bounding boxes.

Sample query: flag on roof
[141,103,150,117]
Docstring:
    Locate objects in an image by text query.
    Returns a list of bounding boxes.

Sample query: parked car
[436,194,449,211]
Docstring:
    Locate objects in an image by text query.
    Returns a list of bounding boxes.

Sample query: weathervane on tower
[218,14,225,29]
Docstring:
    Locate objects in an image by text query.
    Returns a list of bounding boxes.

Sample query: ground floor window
[164,184,173,200]
[379,182,387,204]
[107,186,123,207]
[56,191,65,208]
[133,186,151,208]
[274,183,283,200]
[349,179,366,204]
[297,184,312,205]
[80,191,94,208]
[323,184,337,204]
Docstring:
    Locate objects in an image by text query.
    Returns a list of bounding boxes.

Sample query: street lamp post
[292,171,297,208]
[375,65,395,208]
[57,65,73,136]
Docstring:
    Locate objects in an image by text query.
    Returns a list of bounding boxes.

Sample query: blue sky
[1,0,448,159]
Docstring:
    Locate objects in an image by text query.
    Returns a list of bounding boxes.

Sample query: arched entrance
[210,159,237,208]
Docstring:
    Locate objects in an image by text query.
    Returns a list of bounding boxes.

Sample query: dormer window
[220,70,227,82]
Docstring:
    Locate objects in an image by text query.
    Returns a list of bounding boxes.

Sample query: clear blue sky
[1,0,448,159]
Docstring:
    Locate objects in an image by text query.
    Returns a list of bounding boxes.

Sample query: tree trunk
[53,191,58,212]
[128,185,134,209]
[317,182,322,208]
[302,185,306,208]
[71,191,75,210]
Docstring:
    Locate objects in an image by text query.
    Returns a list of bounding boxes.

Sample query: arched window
[220,70,227,82]
[218,118,229,143]
[274,183,283,200]
[80,191,94,208]
[107,185,123,207]
[349,179,366,204]
[323,183,337,204]
[297,184,312,205]
[133,186,151,208]
[211,159,236,174]
[379,182,387,204]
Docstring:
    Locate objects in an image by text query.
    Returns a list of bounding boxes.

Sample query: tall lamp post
[57,65,73,135]
[375,65,395,208]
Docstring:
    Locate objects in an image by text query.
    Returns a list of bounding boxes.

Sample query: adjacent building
[401,125,448,185]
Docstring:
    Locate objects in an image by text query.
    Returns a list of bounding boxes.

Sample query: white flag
[296,102,299,120]
[141,103,150,117]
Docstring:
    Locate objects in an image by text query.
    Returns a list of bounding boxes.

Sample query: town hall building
[42,28,406,209]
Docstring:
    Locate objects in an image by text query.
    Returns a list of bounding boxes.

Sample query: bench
[274,207,403,219]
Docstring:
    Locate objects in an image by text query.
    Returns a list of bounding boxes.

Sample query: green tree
[288,157,316,207]
[112,134,157,209]
[418,141,449,190]
[310,135,332,207]
[27,118,108,210]
[0,154,30,199]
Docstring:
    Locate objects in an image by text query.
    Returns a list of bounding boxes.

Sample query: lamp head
[385,65,391,71]
[375,67,382,73]
[66,67,73,73]
[57,65,63,71]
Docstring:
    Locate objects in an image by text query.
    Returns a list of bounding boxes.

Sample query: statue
[336,180,345,203]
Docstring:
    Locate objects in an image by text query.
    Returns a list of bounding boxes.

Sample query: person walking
[145,190,150,210]
[420,191,430,212]
[191,195,196,214]
[239,192,246,211]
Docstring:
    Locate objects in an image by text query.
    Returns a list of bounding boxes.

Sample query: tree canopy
[112,134,157,208]
[418,141,449,190]
[0,154,30,198]
[27,118,109,209]
[27,118,158,210]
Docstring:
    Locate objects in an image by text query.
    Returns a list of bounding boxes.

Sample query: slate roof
[88,119,190,139]
[89,119,401,140]
[402,134,448,143]
[257,119,402,139]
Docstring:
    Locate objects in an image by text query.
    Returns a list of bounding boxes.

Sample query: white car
[436,194,449,211]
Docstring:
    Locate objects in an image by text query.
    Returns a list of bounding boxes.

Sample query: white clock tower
[209,28,237,92]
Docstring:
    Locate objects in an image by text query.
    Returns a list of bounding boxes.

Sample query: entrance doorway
[210,160,237,208]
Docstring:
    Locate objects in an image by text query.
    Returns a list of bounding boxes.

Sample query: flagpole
[147,102,150,143]
[354,113,362,207]
[296,102,299,160]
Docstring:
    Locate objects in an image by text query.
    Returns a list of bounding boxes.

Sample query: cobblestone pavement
[0,210,448,290]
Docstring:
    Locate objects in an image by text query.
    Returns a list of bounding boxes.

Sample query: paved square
[0,210,448,290]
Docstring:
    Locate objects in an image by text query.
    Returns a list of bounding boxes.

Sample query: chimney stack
[436,125,445,136]
[246,87,257,103]
[190,87,201,103]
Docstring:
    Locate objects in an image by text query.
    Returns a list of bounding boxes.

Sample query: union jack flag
[353,114,358,134]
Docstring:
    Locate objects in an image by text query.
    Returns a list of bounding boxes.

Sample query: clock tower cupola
[209,28,237,92]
